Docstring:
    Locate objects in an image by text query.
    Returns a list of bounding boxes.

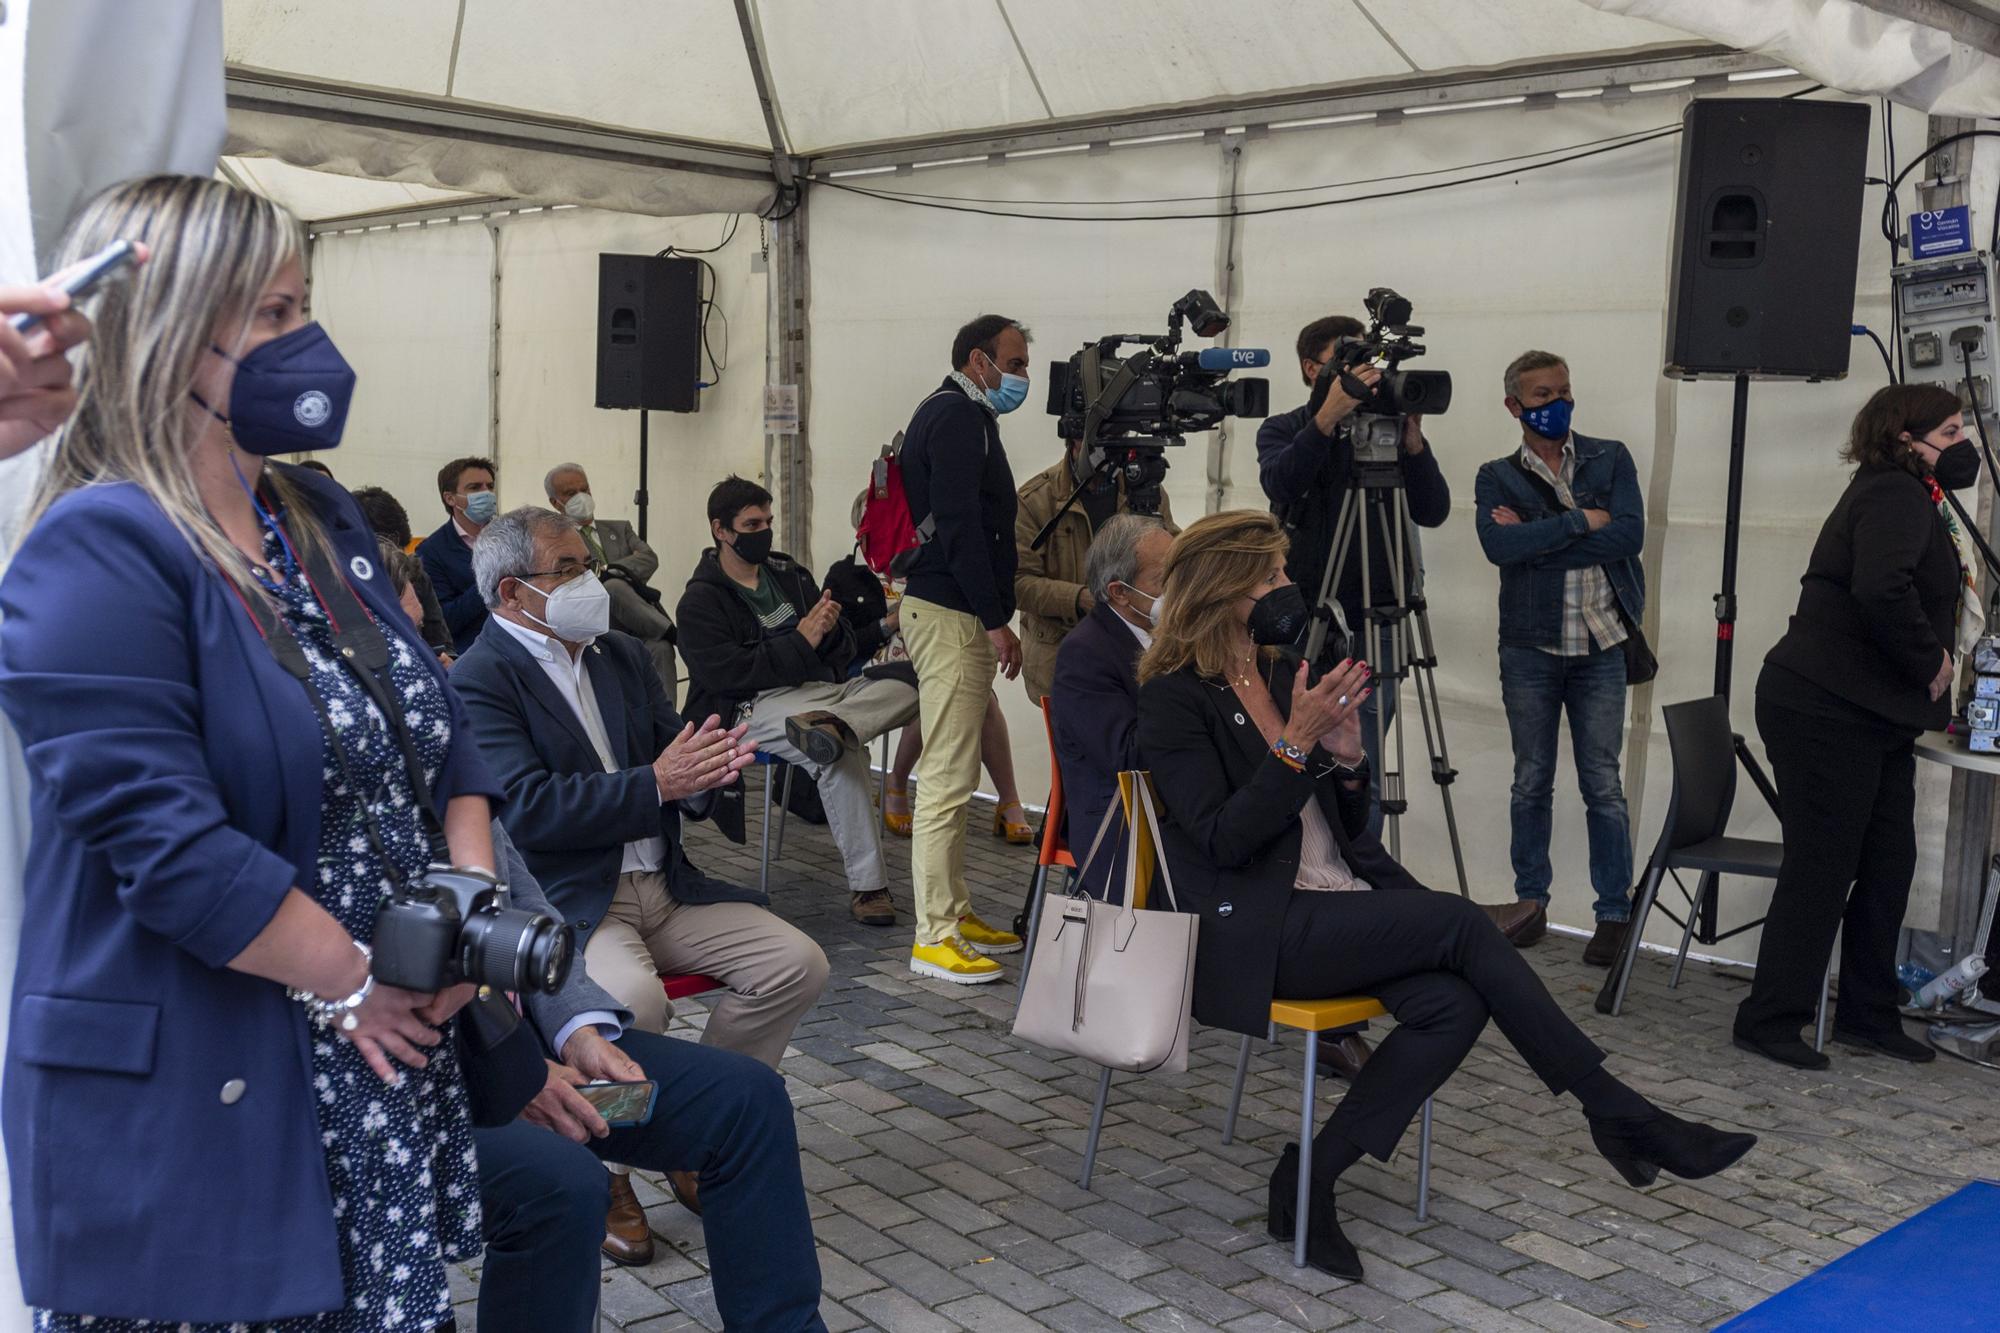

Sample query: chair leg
[1814,939,1836,1053]
[1079,1065,1114,1191]
[1669,871,1713,990]
[773,763,795,860]
[759,763,776,896]
[1294,1029,1319,1269]
[1221,1033,1254,1146]
[1599,859,1668,1016]
[878,730,890,814]
[1015,865,1053,1007]
[1415,1097,1433,1222]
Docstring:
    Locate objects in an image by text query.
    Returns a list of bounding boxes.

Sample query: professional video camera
[1040,288,1270,520]
[1312,286,1454,468]
[374,866,574,995]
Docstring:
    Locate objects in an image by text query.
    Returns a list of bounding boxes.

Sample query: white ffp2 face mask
[520,571,612,642]
[564,492,596,523]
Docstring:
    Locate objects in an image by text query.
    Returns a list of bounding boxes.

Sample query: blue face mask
[1518,397,1573,441]
[465,491,499,525]
[195,322,356,456]
[975,351,1029,414]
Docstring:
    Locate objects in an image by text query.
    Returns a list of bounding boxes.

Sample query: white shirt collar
[1115,609,1153,649]
[453,513,480,543]
[495,613,579,666]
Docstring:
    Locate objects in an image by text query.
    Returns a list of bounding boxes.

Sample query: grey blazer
[491,820,633,1053]
[589,518,658,585]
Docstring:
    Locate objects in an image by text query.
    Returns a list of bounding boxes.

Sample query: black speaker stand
[1692,372,1780,944]
[635,409,651,541]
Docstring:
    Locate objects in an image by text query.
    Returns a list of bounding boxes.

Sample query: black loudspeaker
[1665,99,1872,381]
[595,254,701,412]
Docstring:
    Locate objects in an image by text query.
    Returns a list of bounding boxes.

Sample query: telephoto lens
[459,903,574,995]
[372,868,574,995]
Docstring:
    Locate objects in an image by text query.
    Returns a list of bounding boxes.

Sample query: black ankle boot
[1266,1144,1298,1242]
[1588,1107,1757,1189]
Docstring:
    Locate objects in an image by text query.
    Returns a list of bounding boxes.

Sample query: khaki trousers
[582,869,828,1069]
[739,676,919,895]
[899,595,998,946]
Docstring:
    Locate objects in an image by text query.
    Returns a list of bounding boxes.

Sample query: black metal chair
[1597,696,1830,1042]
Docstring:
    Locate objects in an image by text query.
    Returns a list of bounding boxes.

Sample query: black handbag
[242,528,549,1129]
[825,544,888,626]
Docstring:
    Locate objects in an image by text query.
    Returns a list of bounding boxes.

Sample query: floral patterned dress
[37,527,482,1333]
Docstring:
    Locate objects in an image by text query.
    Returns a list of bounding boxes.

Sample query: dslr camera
[374,866,574,995]
[1319,287,1454,468]
[1044,288,1270,515]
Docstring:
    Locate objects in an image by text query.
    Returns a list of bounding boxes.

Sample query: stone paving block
[1415,1289,1546,1332]
[848,1284,965,1332]
[937,1293,1069,1333]
[1059,1228,1175,1280]
[1135,1267,1263,1324]
[656,1275,719,1331]
[817,1296,870,1333]
[955,1255,1070,1311]
[815,1246,889,1300]
[1128,1308,1234,1333]
[1501,1229,1621,1280]
[1233,1276,1350,1329]
[867,1248,980,1305]
[1411,1253,1539,1309]
[1037,1300,1148,1333]
[980,1223,1088,1275]
[885,1217,995,1270]
[1512,1296,1635,1332]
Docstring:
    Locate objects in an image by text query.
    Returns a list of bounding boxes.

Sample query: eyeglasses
[514,563,589,584]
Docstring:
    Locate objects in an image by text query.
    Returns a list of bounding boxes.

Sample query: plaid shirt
[1519,439,1627,657]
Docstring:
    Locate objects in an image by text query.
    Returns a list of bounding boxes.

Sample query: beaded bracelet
[1270,738,1309,772]
[287,939,375,1033]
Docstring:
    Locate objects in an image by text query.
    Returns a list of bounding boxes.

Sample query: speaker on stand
[595,253,702,538]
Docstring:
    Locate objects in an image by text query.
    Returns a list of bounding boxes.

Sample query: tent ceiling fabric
[1583,0,2000,114]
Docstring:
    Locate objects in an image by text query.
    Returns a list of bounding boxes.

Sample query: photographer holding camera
[1257,314,1451,837]
[0,177,501,1328]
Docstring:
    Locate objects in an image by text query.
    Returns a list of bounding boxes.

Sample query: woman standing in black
[1137,511,1755,1279]
[1735,384,1982,1069]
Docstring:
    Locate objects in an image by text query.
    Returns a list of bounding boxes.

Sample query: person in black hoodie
[678,477,917,926]
[1734,384,1980,1070]
[896,314,1030,983]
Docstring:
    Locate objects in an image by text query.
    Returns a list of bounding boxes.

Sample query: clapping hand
[1281,659,1370,765]
[798,592,843,648]
[654,714,754,800]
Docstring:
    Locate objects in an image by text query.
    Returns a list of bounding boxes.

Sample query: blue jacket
[416,516,488,653]
[450,618,765,950]
[1472,433,1646,648]
[1050,602,1147,898]
[0,468,498,1322]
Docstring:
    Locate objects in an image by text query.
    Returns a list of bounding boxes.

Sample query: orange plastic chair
[1016,697,1076,982]
[661,973,722,1003]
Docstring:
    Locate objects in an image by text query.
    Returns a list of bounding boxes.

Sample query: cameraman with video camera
[1257,314,1451,838]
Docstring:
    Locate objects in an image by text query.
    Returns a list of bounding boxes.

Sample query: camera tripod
[1302,457,1470,896]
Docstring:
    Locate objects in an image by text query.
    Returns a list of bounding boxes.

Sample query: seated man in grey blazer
[546,462,679,701]
[475,822,825,1331]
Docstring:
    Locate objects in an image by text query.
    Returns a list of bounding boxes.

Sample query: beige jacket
[1012,455,1178,699]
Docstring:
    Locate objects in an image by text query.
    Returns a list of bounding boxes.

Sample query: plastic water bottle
[1914,956,1989,1009]
[1898,962,1937,998]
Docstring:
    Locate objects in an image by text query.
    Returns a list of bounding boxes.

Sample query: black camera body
[373,867,574,995]
[1324,287,1454,468]
[1044,289,1270,514]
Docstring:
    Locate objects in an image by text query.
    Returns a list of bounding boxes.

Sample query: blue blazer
[450,617,765,951]
[416,516,488,653]
[1050,602,1148,898]
[0,467,498,1322]
[1472,433,1647,649]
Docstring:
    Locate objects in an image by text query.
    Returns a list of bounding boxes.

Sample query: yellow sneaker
[957,912,1023,956]
[911,936,1005,985]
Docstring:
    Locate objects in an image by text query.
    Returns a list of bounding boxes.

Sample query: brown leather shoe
[1314,1032,1374,1081]
[786,711,858,767]
[602,1171,654,1266]
[1480,899,1547,947]
[667,1169,703,1216]
[850,888,896,926]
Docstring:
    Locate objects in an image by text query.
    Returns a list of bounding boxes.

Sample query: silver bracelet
[287,940,374,1033]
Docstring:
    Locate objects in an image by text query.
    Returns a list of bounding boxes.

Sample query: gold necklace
[1228,650,1259,688]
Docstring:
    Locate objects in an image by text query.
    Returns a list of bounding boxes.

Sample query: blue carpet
[1720,1179,1999,1330]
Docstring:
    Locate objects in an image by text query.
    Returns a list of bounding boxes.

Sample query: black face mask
[1932,439,1982,491]
[727,527,774,565]
[1247,584,1309,646]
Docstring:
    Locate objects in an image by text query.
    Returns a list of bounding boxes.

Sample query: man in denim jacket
[1473,351,1645,967]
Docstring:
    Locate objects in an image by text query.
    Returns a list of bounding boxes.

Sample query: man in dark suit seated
[474,823,825,1333]
[416,454,499,653]
[544,462,679,699]
[452,507,828,1267]
[1051,514,1174,898]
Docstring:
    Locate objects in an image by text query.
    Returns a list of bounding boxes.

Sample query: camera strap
[227,528,452,879]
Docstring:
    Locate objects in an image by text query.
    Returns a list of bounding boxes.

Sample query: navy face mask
[195,322,356,456]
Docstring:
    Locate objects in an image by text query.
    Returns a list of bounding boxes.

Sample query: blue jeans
[474,1030,826,1333]
[1498,644,1632,922]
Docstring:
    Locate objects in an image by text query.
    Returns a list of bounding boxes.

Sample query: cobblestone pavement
[452,776,2000,1331]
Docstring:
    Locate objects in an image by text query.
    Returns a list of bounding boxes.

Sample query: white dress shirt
[495,616,665,873]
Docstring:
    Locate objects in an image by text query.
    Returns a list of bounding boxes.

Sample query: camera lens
[459,907,575,995]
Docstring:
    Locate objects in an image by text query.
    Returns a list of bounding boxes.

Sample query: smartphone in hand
[576,1079,659,1128]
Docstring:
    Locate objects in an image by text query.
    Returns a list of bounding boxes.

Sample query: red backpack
[855,433,920,576]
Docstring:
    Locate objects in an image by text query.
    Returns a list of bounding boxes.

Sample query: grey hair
[543,462,587,499]
[1085,513,1164,605]
[474,506,578,608]
[1503,350,1568,400]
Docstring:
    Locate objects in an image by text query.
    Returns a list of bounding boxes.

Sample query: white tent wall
[810,90,1939,964]
[301,207,766,602]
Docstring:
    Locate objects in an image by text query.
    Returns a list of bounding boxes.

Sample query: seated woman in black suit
[1136,510,1755,1278]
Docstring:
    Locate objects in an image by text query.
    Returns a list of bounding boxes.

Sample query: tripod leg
[1305,491,1361,665]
